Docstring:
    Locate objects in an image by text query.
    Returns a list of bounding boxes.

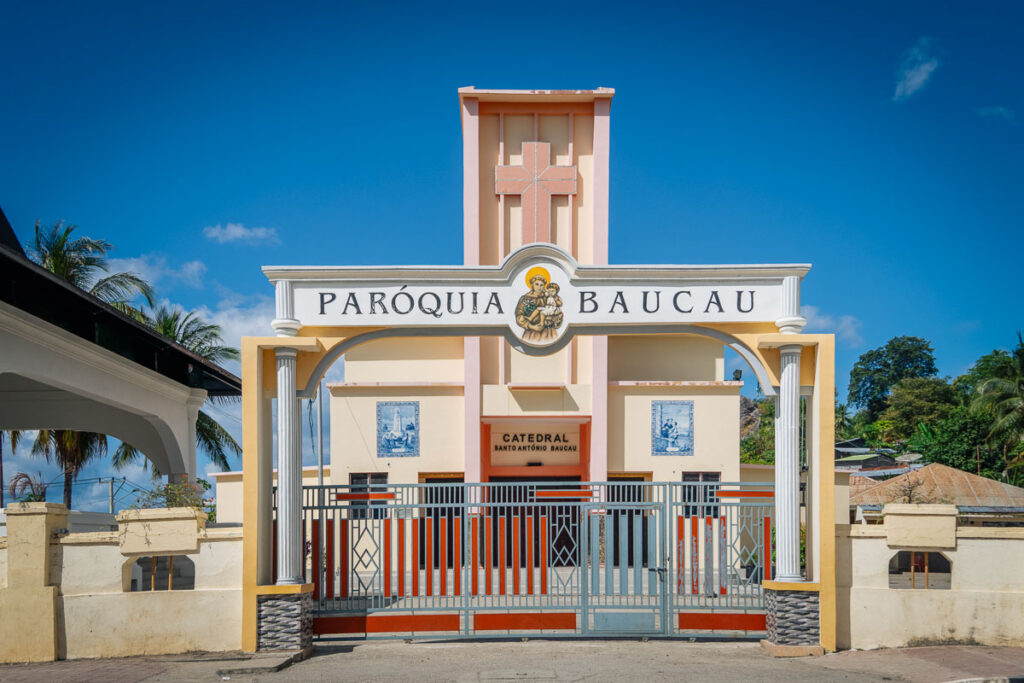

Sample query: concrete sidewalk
[2,641,1024,682]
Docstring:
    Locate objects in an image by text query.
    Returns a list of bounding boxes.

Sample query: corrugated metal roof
[849,463,1024,508]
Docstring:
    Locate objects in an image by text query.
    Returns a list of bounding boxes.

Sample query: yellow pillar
[0,502,68,663]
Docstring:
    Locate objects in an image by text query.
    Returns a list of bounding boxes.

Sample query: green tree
[30,220,154,318]
[113,306,241,472]
[835,403,854,439]
[878,377,956,445]
[909,407,1003,479]
[848,336,938,420]
[31,430,108,508]
[740,396,775,464]
[953,349,1013,405]
[972,333,1024,469]
[862,419,895,448]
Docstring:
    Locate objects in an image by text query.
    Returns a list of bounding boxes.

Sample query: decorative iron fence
[272,481,773,639]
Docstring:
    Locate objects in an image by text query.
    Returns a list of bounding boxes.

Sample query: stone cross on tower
[495,141,577,244]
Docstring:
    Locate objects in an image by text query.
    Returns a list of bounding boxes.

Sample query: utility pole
[109,478,115,514]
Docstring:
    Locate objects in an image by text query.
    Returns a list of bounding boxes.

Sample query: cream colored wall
[0,504,243,662]
[508,346,570,384]
[608,386,739,481]
[57,530,242,659]
[61,589,241,658]
[330,386,465,484]
[58,533,242,658]
[343,337,464,383]
[214,466,334,524]
[609,335,723,381]
[837,523,1024,650]
[573,115,595,264]
[478,113,500,265]
[482,384,592,416]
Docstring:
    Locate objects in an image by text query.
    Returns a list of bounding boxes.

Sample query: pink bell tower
[458,87,614,484]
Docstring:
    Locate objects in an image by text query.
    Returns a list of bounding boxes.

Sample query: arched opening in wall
[129,555,196,592]
[888,551,951,590]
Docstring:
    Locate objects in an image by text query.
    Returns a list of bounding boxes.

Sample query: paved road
[3,641,1024,682]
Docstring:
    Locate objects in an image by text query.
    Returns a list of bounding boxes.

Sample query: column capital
[775,316,807,335]
[274,346,299,360]
[779,343,804,356]
[270,319,301,336]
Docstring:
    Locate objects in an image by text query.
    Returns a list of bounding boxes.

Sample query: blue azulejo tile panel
[376,401,419,457]
[651,400,694,456]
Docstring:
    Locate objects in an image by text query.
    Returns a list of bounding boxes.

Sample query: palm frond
[90,272,155,307]
[112,441,145,470]
[196,410,241,471]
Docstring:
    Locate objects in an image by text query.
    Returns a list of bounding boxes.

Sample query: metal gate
[275,481,773,639]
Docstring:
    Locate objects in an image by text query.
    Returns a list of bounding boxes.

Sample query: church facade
[330,87,757,489]
[236,87,836,654]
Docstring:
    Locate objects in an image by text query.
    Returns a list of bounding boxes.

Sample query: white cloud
[194,293,276,371]
[203,222,280,245]
[892,37,940,102]
[108,254,207,290]
[978,106,1016,122]
[801,305,864,347]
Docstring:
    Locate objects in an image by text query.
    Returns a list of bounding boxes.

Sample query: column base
[257,592,313,651]
[764,586,821,654]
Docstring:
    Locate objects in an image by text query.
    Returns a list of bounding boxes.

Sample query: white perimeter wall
[837,526,1024,650]
[54,529,242,658]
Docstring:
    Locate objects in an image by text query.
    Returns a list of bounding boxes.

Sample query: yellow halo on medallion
[524,266,551,288]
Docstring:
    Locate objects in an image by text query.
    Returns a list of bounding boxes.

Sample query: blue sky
[1,2,1021,508]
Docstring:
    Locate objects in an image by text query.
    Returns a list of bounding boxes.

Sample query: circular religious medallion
[514,264,564,344]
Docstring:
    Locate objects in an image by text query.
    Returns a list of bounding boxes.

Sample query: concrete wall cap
[115,507,206,523]
[882,503,958,517]
[4,502,69,515]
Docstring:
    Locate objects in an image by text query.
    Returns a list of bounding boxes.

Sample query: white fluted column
[275,346,302,584]
[775,275,807,334]
[774,344,802,581]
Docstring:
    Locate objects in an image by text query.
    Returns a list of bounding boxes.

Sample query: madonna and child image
[515,266,564,342]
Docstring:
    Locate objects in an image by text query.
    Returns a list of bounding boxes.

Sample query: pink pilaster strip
[592,98,611,264]
[462,96,479,265]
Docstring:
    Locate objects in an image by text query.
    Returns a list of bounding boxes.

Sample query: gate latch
[648,567,667,579]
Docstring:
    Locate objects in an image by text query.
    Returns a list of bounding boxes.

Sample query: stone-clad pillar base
[761,587,824,657]
[257,592,313,651]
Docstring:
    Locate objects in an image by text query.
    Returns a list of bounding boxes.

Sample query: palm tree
[0,431,21,508]
[973,333,1024,472]
[114,305,241,472]
[30,220,154,318]
[25,221,155,508]
[31,430,108,508]
[835,404,853,438]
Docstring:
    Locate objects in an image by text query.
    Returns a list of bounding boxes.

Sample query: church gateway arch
[239,88,835,654]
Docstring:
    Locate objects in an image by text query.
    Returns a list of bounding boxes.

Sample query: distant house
[849,463,1024,526]
[835,453,899,471]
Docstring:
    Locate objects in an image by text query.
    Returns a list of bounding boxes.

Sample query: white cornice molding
[0,300,200,405]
